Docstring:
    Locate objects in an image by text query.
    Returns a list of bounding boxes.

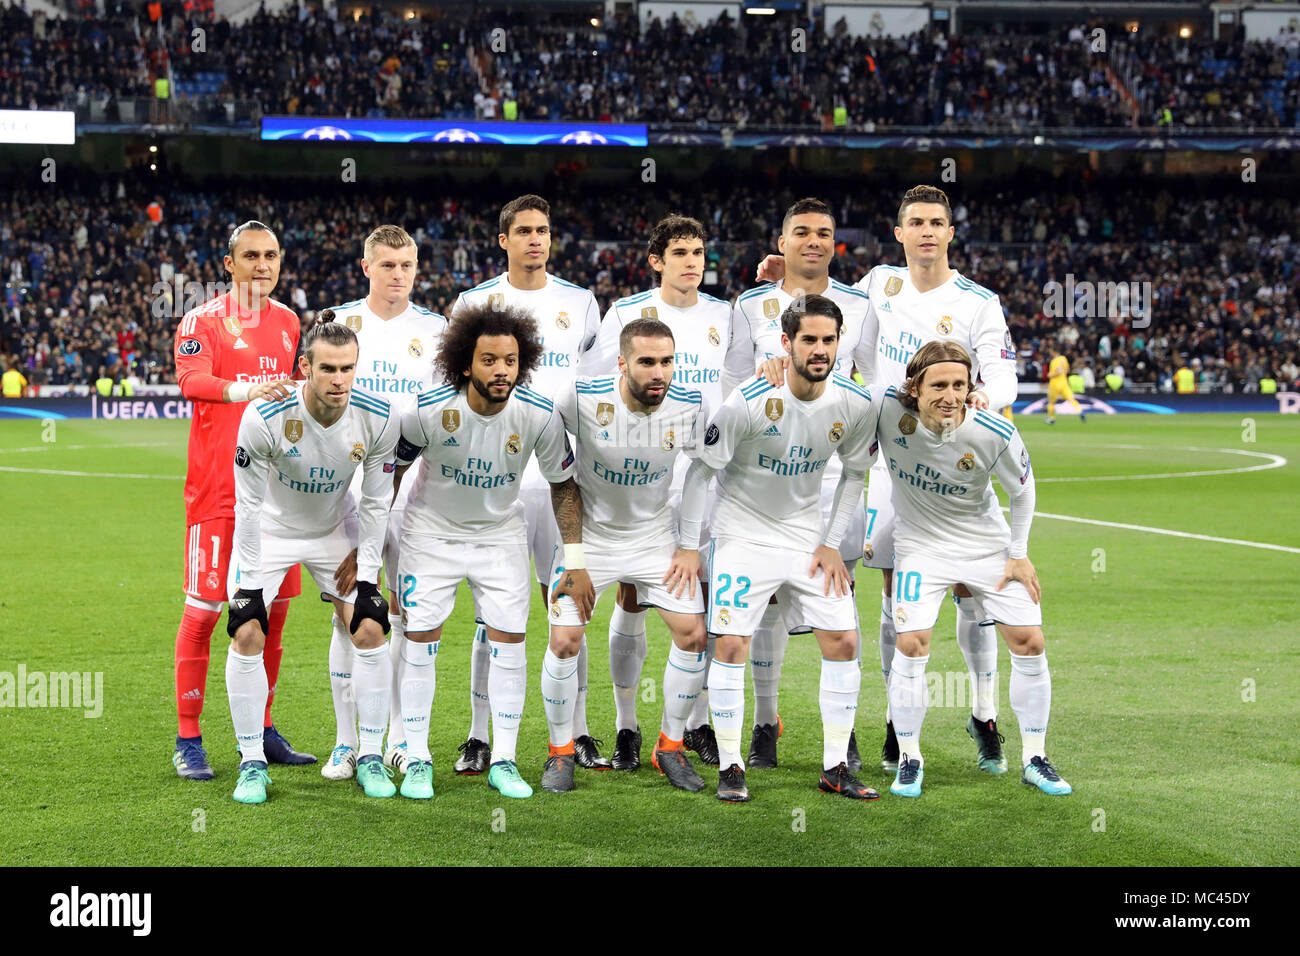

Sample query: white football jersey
[585,287,752,411]
[554,374,709,551]
[875,390,1035,561]
[731,278,874,377]
[233,384,400,585]
[450,273,600,401]
[854,266,1018,408]
[697,375,880,553]
[327,297,447,406]
[397,383,575,546]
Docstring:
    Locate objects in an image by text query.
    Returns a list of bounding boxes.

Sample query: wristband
[227,380,252,403]
[563,543,586,570]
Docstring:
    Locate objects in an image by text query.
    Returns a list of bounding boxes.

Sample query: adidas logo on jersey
[442,436,459,447]
[894,437,908,448]
[879,302,892,312]
[763,424,781,437]
[232,337,249,349]
[286,446,301,457]
[596,430,610,440]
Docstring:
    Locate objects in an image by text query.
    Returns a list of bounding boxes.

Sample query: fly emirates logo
[234,356,285,385]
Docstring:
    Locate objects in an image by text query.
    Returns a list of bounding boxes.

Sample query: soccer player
[316,225,448,783]
[225,321,400,804]
[681,295,881,803]
[446,195,602,775]
[582,214,753,770]
[392,302,592,800]
[873,341,1070,797]
[540,318,712,793]
[171,220,310,781]
[759,185,1018,777]
[732,197,874,771]
[1045,352,1086,424]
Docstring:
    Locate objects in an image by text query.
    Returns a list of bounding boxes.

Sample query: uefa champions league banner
[260,117,648,146]
[2,394,1297,420]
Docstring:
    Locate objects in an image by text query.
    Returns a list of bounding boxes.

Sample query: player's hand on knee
[227,588,268,640]
[248,378,295,403]
[333,548,358,596]
[810,545,850,597]
[997,557,1041,604]
[553,568,596,623]
[755,254,785,282]
[663,548,702,599]
[350,580,392,635]
[757,356,789,387]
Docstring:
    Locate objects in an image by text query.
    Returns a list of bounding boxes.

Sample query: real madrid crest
[350,442,365,464]
[641,306,659,320]
[937,315,953,335]
[344,314,363,332]
[442,409,460,433]
[718,608,731,628]
[506,434,521,455]
[899,414,917,435]
[894,607,908,625]
[409,338,423,358]
[884,276,903,296]
[662,429,676,451]
[555,311,570,330]
[765,397,784,422]
[863,544,874,561]
[829,421,845,442]
[284,419,303,444]
[708,327,720,346]
[957,452,975,471]
[488,293,505,312]
[282,330,293,353]
[222,315,243,337]
[763,298,780,319]
[550,603,562,621]
[596,402,615,426]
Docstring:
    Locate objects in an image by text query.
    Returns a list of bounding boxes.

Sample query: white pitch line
[0,441,177,455]
[1024,510,1300,555]
[1034,446,1287,483]
[0,466,182,480]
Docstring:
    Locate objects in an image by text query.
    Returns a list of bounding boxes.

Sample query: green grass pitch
[0,412,1296,866]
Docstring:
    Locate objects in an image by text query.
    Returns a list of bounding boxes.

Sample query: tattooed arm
[549,477,596,621]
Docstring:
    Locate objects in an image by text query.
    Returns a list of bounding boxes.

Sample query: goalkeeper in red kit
[171,221,314,779]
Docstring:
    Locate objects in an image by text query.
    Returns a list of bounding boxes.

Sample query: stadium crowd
[3,2,1298,130]
[1,171,1297,396]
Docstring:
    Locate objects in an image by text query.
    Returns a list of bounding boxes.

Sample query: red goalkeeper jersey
[174,291,300,525]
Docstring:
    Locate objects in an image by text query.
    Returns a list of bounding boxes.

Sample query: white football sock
[955,598,998,721]
[610,605,648,732]
[227,647,267,764]
[879,590,896,722]
[386,616,407,747]
[352,644,391,759]
[687,633,716,727]
[750,604,787,727]
[488,639,527,764]
[888,650,929,767]
[467,623,491,742]
[707,658,746,770]
[572,638,591,739]
[541,648,579,747]
[400,638,437,762]
[820,658,860,770]
[1009,651,1051,765]
[661,644,707,741]
[328,615,357,749]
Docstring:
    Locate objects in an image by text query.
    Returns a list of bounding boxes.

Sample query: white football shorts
[229,516,359,604]
[399,533,531,633]
[706,537,857,637]
[862,460,895,570]
[891,548,1043,633]
[547,536,704,627]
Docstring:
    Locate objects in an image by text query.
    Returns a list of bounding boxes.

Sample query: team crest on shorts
[765,397,784,422]
[442,409,460,433]
[718,608,731,628]
[829,421,845,442]
[222,315,243,337]
[937,316,953,335]
[206,571,220,591]
[899,414,917,435]
[957,452,975,471]
[763,298,780,319]
[863,543,874,561]
[284,419,303,443]
[506,434,521,455]
[550,603,562,620]
[555,311,570,330]
[641,306,659,320]
[409,339,423,358]
[351,442,365,464]
[662,429,676,451]
[708,327,721,346]
[596,402,615,426]
[282,330,293,353]
[488,293,505,312]
[884,276,903,296]
[895,607,907,626]
[344,314,363,332]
